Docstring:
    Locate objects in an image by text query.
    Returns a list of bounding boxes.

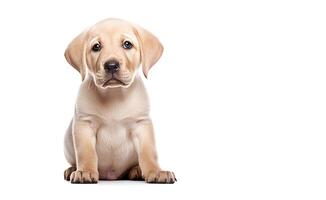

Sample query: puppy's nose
[104,59,120,73]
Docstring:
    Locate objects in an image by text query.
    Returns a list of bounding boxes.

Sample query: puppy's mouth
[103,78,128,87]
[95,72,132,88]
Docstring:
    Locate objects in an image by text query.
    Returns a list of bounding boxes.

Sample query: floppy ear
[64,30,89,80]
[134,25,164,78]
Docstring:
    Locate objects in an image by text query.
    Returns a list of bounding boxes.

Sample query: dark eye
[92,42,101,52]
[122,41,133,49]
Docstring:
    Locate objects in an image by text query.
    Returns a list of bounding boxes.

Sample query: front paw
[145,171,176,184]
[70,170,99,184]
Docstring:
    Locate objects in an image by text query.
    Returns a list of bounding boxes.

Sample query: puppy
[63,18,176,184]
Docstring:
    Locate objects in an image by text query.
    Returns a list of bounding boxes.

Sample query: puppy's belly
[96,124,138,180]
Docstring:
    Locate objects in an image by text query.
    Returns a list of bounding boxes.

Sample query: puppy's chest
[95,95,149,121]
[96,120,137,175]
[92,103,147,156]
[96,121,132,150]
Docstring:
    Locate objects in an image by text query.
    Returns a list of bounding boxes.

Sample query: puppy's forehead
[89,19,134,36]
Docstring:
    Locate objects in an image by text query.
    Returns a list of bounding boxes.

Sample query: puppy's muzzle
[104,59,120,74]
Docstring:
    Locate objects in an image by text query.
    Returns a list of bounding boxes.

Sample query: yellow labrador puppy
[63,18,176,184]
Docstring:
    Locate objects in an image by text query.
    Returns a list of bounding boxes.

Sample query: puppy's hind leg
[127,165,144,180]
[64,166,76,181]
[64,120,77,181]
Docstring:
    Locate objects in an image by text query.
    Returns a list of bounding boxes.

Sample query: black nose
[104,59,120,73]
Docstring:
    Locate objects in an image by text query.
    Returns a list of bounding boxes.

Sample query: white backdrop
[0,0,325,199]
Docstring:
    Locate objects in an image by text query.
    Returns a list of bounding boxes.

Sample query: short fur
[63,18,176,184]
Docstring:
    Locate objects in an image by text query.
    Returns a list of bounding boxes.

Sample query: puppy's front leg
[133,120,176,184]
[70,119,99,183]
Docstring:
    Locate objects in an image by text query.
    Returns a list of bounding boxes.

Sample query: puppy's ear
[134,25,163,78]
[64,30,89,80]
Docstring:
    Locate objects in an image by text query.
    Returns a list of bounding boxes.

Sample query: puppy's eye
[122,41,133,49]
[92,42,102,52]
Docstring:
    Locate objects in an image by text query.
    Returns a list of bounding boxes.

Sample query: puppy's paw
[70,170,99,184]
[64,166,76,181]
[128,165,143,180]
[145,171,176,184]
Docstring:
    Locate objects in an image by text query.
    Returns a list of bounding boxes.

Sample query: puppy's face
[65,19,163,89]
[87,22,140,88]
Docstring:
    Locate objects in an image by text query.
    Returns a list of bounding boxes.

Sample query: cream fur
[63,18,176,184]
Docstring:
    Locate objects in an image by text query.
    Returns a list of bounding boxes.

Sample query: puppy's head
[65,18,163,88]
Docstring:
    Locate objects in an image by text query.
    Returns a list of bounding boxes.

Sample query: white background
[0,0,325,199]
